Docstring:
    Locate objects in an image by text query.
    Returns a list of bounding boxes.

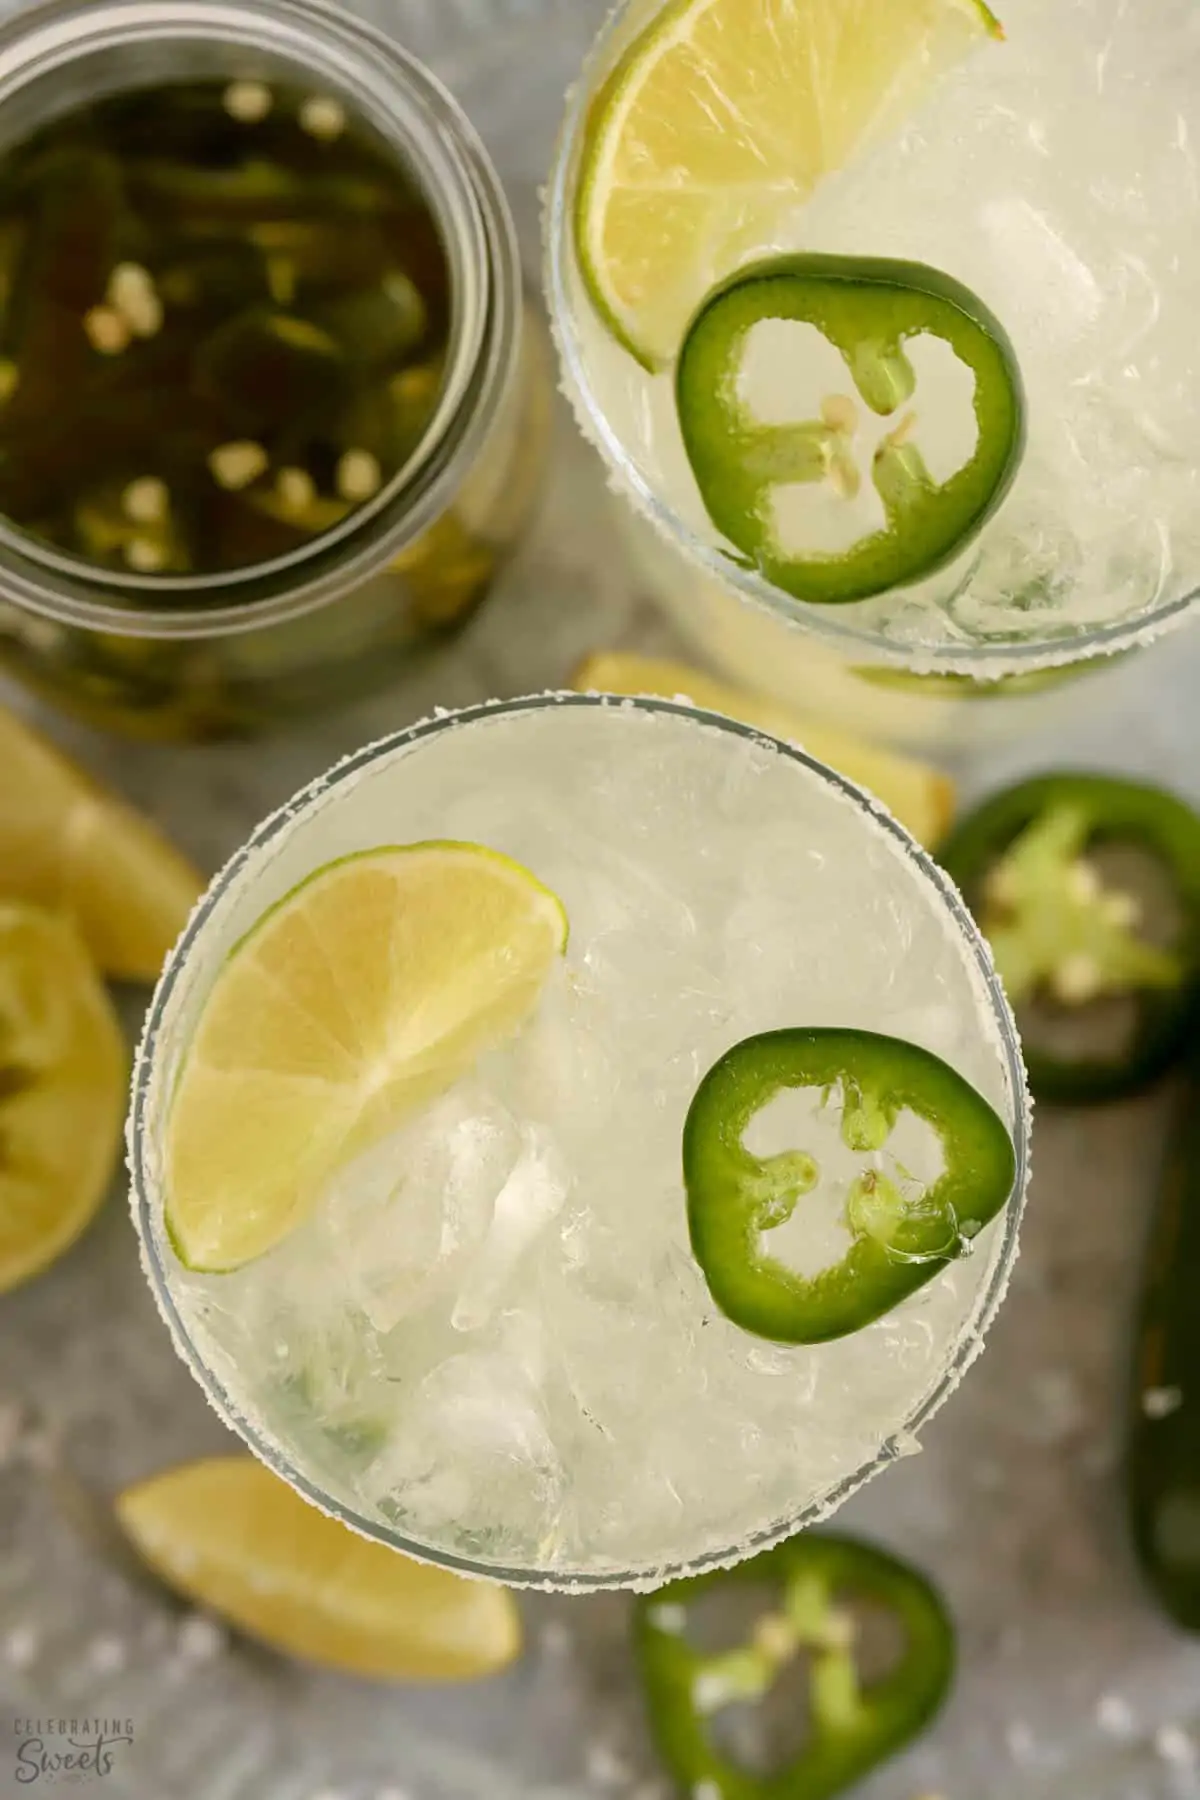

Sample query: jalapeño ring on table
[635,1531,955,1800]
[939,773,1200,1104]
[683,1028,1016,1345]
[676,254,1025,606]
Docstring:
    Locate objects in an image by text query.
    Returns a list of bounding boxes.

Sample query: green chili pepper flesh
[636,1532,954,1800]
[676,254,1025,606]
[940,774,1200,1103]
[683,1028,1016,1345]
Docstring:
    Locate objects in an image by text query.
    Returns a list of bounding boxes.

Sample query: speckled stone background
[4,2,1200,1796]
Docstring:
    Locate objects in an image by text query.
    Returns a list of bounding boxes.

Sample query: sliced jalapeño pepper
[1128,1039,1200,1632]
[939,775,1200,1104]
[676,254,1025,605]
[635,1532,954,1800]
[683,1029,1015,1345]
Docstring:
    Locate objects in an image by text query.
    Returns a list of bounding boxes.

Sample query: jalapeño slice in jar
[676,255,1025,605]
[635,1532,954,1800]
[0,77,450,580]
[683,1028,1015,1345]
[940,775,1200,1104]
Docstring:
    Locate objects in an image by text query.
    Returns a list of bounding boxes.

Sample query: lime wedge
[0,904,125,1293]
[576,0,1002,367]
[165,842,568,1272]
[571,652,956,849]
[117,1457,522,1682]
[0,705,203,983]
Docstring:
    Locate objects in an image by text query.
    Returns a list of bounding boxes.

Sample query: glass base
[618,505,1164,767]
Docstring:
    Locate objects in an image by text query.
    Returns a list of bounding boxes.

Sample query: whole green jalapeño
[683,1029,1016,1345]
[676,255,1025,605]
[636,1532,955,1800]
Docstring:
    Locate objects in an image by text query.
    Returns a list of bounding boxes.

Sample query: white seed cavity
[879,408,919,453]
[1065,860,1102,905]
[299,94,346,142]
[1050,952,1103,1005]
[827,453,862,502]
[122,476,169,525]
[84,305,131,355]
[752,1613,797,1662]
[820,393,859,434]
[983,863,1020,911]
[276,466,317,514]
[0,358,18,403]
[336,447,382,503]
[223,80,273,124]
[814,1605,856,1652]
[124,537,167,573]
[209,441,269,491]
[123,287,164,339]
[108,263,163,338]
[1101,889,1141,929]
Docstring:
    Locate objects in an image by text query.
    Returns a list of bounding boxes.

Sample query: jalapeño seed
[0,77,451,579]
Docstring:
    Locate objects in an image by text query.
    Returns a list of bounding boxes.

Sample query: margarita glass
[130,694,1029,1589]
[545,0,1200,755]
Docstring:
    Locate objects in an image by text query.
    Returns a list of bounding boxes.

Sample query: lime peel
[164,840,567,1273]
[574,0,1005,367]
[116,1455,523,1682]
[0,903,125,1293]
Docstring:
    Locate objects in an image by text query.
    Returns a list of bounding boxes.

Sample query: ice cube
[503,964,618,1143]
[365,1347,564,1554]
[451,1124,571,1332]
[323,1085,520,1332]
[573,849,698,971]
[980,198,1102,359]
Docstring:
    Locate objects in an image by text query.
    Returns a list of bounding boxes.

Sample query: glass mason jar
[0,0,551,740]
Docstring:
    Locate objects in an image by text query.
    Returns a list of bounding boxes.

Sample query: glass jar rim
[0,0,522,640]
[128,689,1032,1592]
[542,0,1200,680]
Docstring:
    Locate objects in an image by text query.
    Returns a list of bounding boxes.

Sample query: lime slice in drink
[0,704,202,983]
[165,841,568,1272]
[0,903,125,1293]
[117,1456,522,1681]
[575,0,1003,368]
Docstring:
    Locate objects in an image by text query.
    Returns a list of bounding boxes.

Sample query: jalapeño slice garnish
[683,1028,1015,1345]
[676,254,1025,606]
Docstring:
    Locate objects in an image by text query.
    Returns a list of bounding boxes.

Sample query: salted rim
[542,0,1200,681]
[127,690,1033,1592]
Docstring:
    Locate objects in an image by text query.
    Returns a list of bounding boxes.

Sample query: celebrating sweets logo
[11,1719,134,1785]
